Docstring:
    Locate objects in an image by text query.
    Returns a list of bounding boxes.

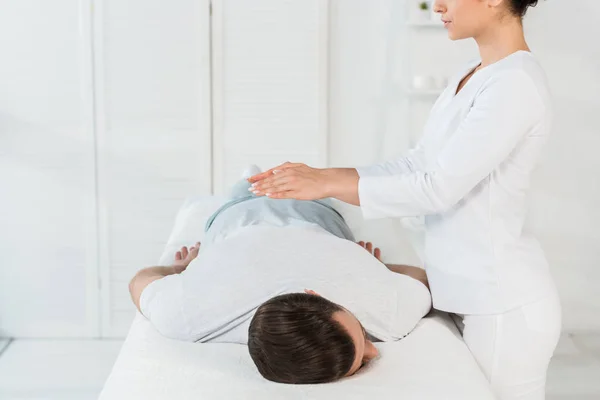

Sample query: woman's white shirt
[356,51,557,314]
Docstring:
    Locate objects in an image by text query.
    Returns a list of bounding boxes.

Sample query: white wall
[95,0,212,337]
[525,1,600,330]
[0,0,98,337]
[211,0,329,194]
[0,0,212,338]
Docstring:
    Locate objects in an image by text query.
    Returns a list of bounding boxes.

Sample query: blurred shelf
[407,20,445,28]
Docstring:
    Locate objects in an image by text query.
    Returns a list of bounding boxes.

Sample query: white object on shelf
[412,75,436,91]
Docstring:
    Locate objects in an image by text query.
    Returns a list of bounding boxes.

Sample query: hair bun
[511,0,540,17]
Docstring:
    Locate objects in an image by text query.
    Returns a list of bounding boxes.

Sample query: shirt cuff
[139,278,163,319]
[355,165,380,179]
[358,176,391,220]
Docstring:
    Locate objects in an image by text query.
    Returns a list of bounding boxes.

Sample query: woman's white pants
[452,292,562,400]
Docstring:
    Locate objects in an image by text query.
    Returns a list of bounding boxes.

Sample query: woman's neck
[475,18,530,67]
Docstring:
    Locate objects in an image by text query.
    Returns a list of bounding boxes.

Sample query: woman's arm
[353,145,427,179]
[356,71,546,219]
[247,164,362,203]
[246,151,426,206]
[249,71,546,220]
[321,145,428,204]
[322,168,361,205]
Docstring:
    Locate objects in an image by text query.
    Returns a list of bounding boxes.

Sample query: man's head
[247,290,379,384]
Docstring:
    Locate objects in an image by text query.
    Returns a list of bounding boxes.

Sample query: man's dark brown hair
[248,293,356,384]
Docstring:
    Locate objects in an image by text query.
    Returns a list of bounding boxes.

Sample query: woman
[247,0,560,399]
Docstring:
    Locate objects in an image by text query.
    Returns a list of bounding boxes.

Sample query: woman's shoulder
[484,52,550,94]
[475,54,551,113]
[473,54,553,129]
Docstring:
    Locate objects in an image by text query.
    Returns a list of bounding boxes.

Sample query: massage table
[99,196,495,399]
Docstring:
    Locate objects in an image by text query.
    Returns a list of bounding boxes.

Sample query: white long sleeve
[358,70,545,219]
[355,144,427,178]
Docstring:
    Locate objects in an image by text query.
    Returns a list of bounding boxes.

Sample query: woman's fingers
[366,242,373,253]
[181,246,188,259]
[250,174,291,192]
[258,183,295,197]
[265,190,296,199]
[175,251,182,260]
[358,241,365,248]
[254,168,294,188]
[247,162,300,183]
[249,164,288,182]
[247,170,275,184]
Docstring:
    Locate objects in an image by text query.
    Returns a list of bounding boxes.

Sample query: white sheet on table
[100,311,494,400]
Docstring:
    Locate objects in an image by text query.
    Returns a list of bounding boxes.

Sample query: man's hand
[357,241,382,262]
[129,241,201,313]
[172,242,201,273]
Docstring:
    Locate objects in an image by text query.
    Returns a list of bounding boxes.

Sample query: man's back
[139,224,431,344]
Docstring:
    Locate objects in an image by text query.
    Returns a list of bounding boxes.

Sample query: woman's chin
[447,30,466,41]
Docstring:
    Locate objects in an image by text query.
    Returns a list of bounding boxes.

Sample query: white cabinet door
[0,0,99,337]
[328,0,410,167]
[94,0,212,337]
[211,0,329,193]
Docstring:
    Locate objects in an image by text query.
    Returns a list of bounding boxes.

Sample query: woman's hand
[357,241,382,262]
[172,242,201,273]
[247,162,360,204]
[247,162,332,200]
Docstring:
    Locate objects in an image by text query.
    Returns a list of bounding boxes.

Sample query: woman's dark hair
[509,0,540,17]
[248,293,356,384]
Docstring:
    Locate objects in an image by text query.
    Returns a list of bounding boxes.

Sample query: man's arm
[129,266,178,313]
[128,242,200,313]
[384,264,429,291]
[356,241,429,291]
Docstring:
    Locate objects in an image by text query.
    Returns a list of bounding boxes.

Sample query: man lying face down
[128,166,432,384]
